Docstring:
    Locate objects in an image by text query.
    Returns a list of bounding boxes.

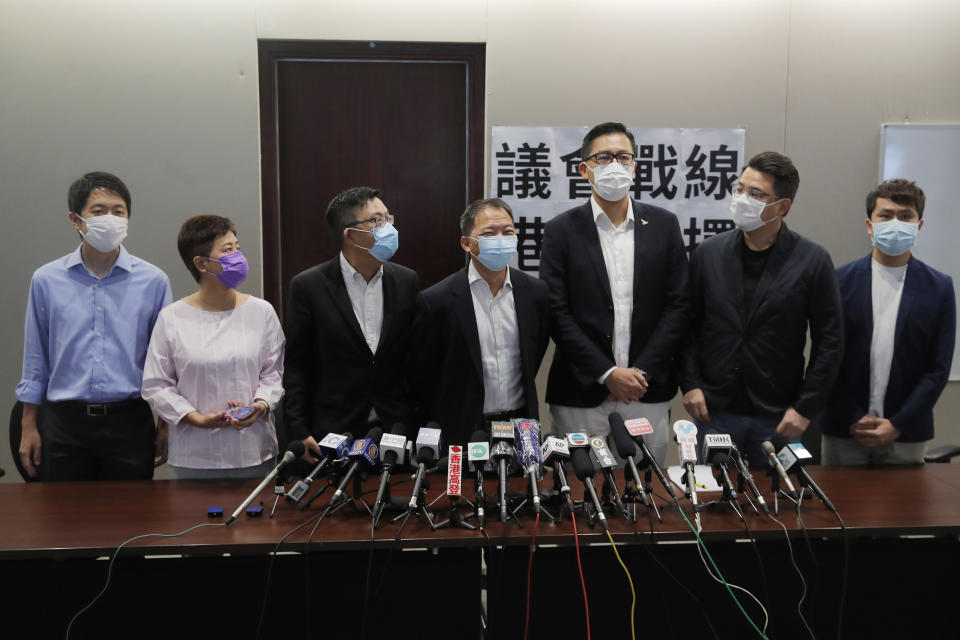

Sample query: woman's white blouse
[142,296,285,469]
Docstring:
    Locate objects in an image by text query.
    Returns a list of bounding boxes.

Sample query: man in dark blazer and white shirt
[539,122,691,463]
[284,187,419,460]
[413,198,551,447]
[822,179,955,464]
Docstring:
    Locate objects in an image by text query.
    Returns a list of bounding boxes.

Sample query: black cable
[360,520,376,640]
[796,500,822,627]
[836,514,848,640]
[255,511,324,640]
[737,498,771,618]
[766,509,815,640]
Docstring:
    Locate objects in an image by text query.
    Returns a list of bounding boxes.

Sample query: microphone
[490,421,517,523]
[329,426,383,506]
[371,424,407,523]
[541,435,571,503]
[728,444,769,514]
[467,429,490,528]
[570,444,608,532]
[702,431,736,498]
[408,424,443,510]
[286,432,352,505]
[446,444,464,498]
[515,419,544,512]
[620,416,678,503]
[607,413,651,509]
[771,434,836,513]
[761,440,799,500]
[672,420,700,503]
[589,433,628,518]
[226,441,304,525]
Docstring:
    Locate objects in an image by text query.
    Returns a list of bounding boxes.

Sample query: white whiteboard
[880,124,960,380]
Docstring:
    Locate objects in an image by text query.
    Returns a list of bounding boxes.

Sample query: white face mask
[586,162,634,202]
[79,214,128,252]
[729,192,782,232]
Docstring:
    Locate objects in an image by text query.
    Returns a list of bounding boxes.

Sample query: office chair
[924,444,960,463]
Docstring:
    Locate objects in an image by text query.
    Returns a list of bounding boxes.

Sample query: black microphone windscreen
[390,422,406,436]
[770,433,790,451]
[434,456,448,473]
[469,429,488,443]
[571,447,595,481]
[607,413,638,458]
[419,447,436,465]
[713,453,731,466]
[365,425,384,441]
[286,440,306,458]
[425,421,442,430]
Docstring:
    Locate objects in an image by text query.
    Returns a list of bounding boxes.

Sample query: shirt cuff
[15,379,46,405]
[597,366,617,385]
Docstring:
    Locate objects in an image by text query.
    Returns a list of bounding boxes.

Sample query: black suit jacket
[411,266,551,446]
[823,255,955,442]
[283,257,420,441]
[681,223,844,420]
[539,199,691,407]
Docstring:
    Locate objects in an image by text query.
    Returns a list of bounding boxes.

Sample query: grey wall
[1,0,958,480]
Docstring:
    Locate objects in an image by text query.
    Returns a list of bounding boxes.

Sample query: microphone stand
[269,475,286,518]
[509,470,557,524]
[622,463,661,523]
[392,470,440,536]
[299,458,346,510]
[432,494,477,531]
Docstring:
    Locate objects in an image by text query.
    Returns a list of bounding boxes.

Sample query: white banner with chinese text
[489,126,745,273]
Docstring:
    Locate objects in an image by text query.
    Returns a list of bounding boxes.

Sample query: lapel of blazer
[321,257,366,348]
[510,267,534,380]
[379,264,397,347]
[893,255,920,348]
[631,199,648,305]
[453,267,484,381]
[746,223,797,324]
[573,202,613,302]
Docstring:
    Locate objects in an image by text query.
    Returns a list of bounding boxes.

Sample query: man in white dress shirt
[412,198,551,446]
[539,123,691,463]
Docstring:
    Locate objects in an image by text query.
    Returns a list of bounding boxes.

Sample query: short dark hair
[68,171,132,216]
[744,151,799,202]
[460,198,514,237]
[580,122,638,162]
[867,179,925,220]
[177,215,237,282]
[326,186,381,248]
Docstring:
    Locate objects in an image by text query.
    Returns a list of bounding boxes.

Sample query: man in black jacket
[540,122,690,463]
[412,198,550,447]
[284,187,419,460]
[682,151,843,468]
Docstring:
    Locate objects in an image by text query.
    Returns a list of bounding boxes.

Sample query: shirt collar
[468,259,512,290]
[340,251,382,283]
[66,244,133,275]
[591,195,635,229]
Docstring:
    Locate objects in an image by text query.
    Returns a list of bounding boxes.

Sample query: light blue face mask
[469,234,518,271]
[871,219,918,257]
[351,221,399,262]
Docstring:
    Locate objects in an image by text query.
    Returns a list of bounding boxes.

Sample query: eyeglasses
[732,182,777,201]
[351,213,394,228]
[585,151,636,166]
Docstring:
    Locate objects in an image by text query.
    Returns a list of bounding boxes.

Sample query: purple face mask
[205,250,249,289]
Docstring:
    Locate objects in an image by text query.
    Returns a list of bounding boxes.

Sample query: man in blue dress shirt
[16,172,172,480]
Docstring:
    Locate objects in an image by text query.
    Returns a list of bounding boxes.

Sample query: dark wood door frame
[257,39,486,316]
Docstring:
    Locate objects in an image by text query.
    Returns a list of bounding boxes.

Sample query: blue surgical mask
[469,234,518,271]
[871,219,918,257]
[351,221,399,262]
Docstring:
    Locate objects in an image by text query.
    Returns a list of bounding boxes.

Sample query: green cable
[677,507,768,639]
[66,522,227,639]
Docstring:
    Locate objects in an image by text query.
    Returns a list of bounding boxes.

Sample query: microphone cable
[795,491,822,635]
[766,507,815,640]
[736,496,771,618]
[255,510,324,640]
[569,507,592,640]
[67,522,226,639]
[835,513,848,640]
[603,529,637,640]
[522,511,540,640]
[678,507,769,639]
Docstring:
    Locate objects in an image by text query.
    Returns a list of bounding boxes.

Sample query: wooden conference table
[2,465,959,638]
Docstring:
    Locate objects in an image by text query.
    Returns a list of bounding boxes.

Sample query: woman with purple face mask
[141,216,285,479]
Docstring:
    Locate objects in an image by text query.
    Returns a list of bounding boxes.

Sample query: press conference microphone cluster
[226,440,304,525]
[771,434,836,513]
